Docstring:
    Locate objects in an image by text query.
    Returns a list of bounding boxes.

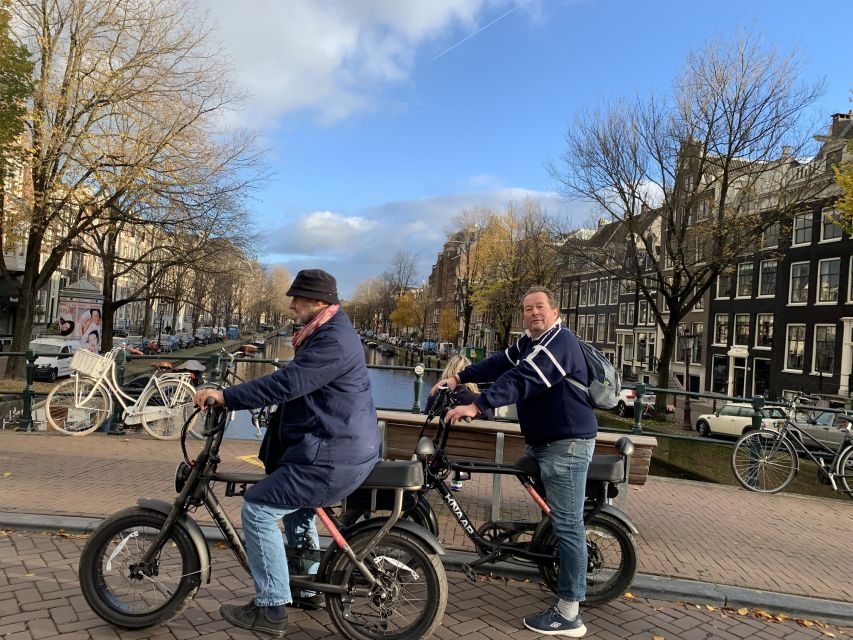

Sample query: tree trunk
[462,303,472,347]
[8,236,42,378]
[655,320,681,413]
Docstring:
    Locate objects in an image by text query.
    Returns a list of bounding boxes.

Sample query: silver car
[793,410,853,451]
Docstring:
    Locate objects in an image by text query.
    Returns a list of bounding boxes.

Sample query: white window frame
[783,323,806,373]
[757,259,777,298]
[599,279,608,306]
[609,277,619,305]
[754,313,773,350]
[819,208,843,243]
[816,257,841,305]
[761,222,780,249]
[734,313,750,346]
[596,313,606,342]
[716,273,732,300]
[713,314,729,347]
[811,324,837,375]
[735,262,753,299]
[791,212,813,247]
[788,261,810,306]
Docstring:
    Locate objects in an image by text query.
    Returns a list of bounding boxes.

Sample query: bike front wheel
[536,513,638,607]
[138,379,200,440]
[731,429,797,493]
[323,528,447,640]
[45,376,111,435]
[78,507,202,629]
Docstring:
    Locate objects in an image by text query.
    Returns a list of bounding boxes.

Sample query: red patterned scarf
[291,304,340,350]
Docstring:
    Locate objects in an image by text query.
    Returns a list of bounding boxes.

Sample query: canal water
[225,335,438,440]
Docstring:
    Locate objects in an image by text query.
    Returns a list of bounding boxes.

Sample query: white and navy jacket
[459,320,597,445]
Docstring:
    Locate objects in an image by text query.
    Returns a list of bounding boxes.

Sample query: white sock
[557,599,579,620]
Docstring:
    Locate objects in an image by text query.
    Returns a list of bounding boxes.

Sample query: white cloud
[204,0,535,126]
[263,186,592,296]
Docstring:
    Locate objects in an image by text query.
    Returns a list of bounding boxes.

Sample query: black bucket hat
[286,269,339,304]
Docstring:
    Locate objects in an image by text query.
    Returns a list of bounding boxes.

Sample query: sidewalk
[0,430,851,637]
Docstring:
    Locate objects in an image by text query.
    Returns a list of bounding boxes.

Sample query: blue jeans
[242,500,319,606]
[527,438,595,602]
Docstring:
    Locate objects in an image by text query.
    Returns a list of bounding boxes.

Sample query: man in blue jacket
[195,269,380,637]
[437,286,596,638]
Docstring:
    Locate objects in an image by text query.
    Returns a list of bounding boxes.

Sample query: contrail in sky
[433,3,524,61]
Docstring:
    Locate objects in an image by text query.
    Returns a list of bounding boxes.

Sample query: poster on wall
[57,300,103,353]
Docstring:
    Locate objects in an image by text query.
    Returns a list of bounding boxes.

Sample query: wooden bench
[377,409,658,485]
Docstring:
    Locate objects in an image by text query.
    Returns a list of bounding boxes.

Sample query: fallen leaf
[775,613,790,621]
[623,592,635,599]
[3,472,11,477]
[823,632,835,638]
[705,605,716,611]
[799,620,816,628]
[653,636,665,640]
[24,572,34,576]
[754,609,774,620]
[737,608,749,615]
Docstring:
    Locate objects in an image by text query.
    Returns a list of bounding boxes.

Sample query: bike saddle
[360,460,424,490]
[514,453,625,484]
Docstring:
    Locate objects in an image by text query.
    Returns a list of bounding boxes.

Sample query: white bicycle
[44,347,200,439]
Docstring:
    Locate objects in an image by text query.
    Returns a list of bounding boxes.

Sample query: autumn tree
[833,92,853,232]
[389,291,420,334]
[3,0,262,376]
[551,34,826,406]
[438,308,458,343]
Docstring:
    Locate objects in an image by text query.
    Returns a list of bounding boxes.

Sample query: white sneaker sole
[523,619,587,637]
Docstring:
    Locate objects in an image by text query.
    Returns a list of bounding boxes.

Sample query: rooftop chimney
[830,111,853,138]
[781,145,792,158]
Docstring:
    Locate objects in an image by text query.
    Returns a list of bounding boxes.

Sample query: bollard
[632,382,645,435]
[751,395,764,432]
[108,348,127,435]
[209,353,222,383]
[16,350,37,432]
[412,363,425,414]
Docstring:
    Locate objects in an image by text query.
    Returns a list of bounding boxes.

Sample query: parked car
[613,387,657,417]
[29,337,79,382]
[695,403,786,438]
[793,409,853,451]
[124,335,146,352]
[161,335,182,352]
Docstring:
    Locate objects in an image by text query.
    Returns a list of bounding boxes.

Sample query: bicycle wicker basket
[69,349,112,378]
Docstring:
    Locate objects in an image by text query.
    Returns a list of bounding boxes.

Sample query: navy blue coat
[223,309,380,508]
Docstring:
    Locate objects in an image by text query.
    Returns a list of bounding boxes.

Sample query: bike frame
[775,418,853,492]
[140,407,406,596]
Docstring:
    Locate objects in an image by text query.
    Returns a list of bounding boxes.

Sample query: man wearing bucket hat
[195,269,380,636]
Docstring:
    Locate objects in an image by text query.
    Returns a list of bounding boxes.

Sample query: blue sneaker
[523,607,586,637]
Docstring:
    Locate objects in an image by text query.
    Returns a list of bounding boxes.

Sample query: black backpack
[565,335,621,410]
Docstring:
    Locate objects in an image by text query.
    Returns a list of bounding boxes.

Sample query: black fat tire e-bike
[343,389,639,606]
[78,402,448,640]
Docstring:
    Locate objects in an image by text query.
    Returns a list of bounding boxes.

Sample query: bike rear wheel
[45,376,111,435]
[836,446,853,497]
[78,507,202,629]
[536,513,637,607]
[323,528,447,640]
[731,429,797,493]
[139,379,200,440]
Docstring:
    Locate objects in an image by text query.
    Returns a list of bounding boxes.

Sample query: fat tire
[78,507,202,629]
[45,377,111,435]
[323,528,447,640]
[731,429,797,493]
[836,446,853,497]
[536,513,637,607]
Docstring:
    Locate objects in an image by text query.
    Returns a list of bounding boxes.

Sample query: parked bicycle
[43,347,199,439]
[78,401,448,640]
[731,396,853,497]
[213,346,274,439]
[342,387,639,606]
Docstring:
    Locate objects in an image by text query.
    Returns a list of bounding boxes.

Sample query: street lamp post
[680,327,700,430]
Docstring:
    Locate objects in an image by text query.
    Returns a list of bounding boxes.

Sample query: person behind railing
[432,286,596,638]
[195,269,380,637]
[425,354,493,490]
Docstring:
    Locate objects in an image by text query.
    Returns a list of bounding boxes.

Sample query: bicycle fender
[411,496,440,537]
[137,498,212,584]
[595,504,639,534]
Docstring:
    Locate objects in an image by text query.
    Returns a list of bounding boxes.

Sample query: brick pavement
[0,528,849,640]
[1,430,852,605]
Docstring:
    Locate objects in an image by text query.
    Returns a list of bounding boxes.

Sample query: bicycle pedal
[462,564,478,582]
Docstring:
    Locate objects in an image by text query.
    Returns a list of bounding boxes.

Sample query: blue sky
[205,0,852,297]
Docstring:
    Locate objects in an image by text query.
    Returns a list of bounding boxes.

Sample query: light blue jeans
[242,500,319,606]
[526,437,595,602]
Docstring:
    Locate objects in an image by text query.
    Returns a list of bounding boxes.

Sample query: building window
[820,209,842,242]
[569,282,578,308]
[792,213,813,246]
[758,260,777,297]
[588,281,597,307]
[712,355,728,394]
[789,262,809,305]
[716,272,733,299]
[714,314,729,346]
[586,316,595,342]
[607,313,616,343]
[609,277,618,305]
[618,303,626,325]
[761,222,780,249]
[567,312,577,332]
[736,263,754,298]
[576,314,585,334]
[599,279,608,306]
[596,314,606,342]
[785,324,806,371]
[692,322,704,364]
[579,283,588,307]
[622,278,635,294]
[817,258,840,303]
[638,300,648,325]
[734,314,750,346]
[813,325,836,374]
[627,304,635,325]
[624,335,634,362]
[755,314,773,348]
